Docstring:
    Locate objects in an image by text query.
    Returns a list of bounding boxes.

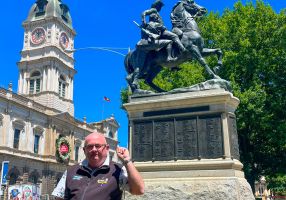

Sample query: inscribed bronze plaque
[132,114,225,161]
[198,115,223,158]
[228,116,240,160]
[153,120,174,161]
[132,121,153,161]
[175,118,198,159]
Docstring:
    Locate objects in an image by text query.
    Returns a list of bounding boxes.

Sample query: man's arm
[141,8,157,26]
[51,170,67,200]
[117,147,144,195]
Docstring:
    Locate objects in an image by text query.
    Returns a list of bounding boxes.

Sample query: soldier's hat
[151,0,164,8]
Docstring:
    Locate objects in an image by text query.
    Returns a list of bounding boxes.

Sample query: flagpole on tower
[102,99,105,120]
[102,96,111,120]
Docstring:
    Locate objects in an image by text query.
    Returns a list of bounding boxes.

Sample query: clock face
[60,32,69,49]
[31,28,45,45]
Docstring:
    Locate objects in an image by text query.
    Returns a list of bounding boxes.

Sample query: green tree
[121,0,286,192]
[198,1,286,191]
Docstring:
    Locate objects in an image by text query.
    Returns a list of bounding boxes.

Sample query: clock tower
[18,0,76,116]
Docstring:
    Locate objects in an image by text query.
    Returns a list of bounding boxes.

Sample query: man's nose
[90,145,99,151]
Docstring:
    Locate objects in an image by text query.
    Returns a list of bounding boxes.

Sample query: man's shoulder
[110,161,124,171]
[143,8,157,14]
[66,163,82,175]
[68,163,81,170]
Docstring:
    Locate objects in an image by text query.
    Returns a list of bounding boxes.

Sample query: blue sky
[0,0,285,147]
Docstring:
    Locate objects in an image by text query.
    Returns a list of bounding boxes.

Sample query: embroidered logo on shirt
[72,175,83,180]
[97,178,109,186]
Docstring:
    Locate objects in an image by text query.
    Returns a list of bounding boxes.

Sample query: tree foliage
[121,0,286,191]
[198,1,286,190]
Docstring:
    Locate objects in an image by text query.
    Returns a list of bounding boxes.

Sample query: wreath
[56,137,71,163]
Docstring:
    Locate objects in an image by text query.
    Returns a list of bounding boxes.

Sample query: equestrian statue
[125,0,228,94]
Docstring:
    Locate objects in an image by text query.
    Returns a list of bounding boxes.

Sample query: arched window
[12,120,25,149]
[58,75,66,98]
[13,129,20,149]
[29,71,41,94]
[75,146,79,162]
[60,4,69,23]
[108,131,113,139]
[74,139,82,162]
[33,126,44,154]
[35,0,48,17]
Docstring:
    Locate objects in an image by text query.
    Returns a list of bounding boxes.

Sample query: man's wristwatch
[123,158,132,165]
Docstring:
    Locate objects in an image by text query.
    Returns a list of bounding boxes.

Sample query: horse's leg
[189,45,221,79]
[126,73,135,92]
[130,67,140,92]
[201,48,223,74]
[145,65,166,92]
[201,48,223,67]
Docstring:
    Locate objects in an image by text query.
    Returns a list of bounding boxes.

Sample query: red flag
[104,96,111,102]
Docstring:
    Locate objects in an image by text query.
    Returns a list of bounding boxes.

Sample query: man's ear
[106,144,110,150]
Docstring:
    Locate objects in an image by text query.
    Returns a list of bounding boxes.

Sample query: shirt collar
[80,156,110,172]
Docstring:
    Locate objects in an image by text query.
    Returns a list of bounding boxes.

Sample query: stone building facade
[0,0,119,197]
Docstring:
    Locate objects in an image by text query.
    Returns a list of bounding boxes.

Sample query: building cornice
[0,87,60,115]
[17,54,77,75]
[19,46,76,70]
[0,87,91,133]
[23,91,74,104]
[0,146,76,166]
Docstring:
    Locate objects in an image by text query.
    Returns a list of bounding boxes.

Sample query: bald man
[52,132,144,200]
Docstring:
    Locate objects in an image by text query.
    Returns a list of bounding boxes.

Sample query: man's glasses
[84,144,107,151]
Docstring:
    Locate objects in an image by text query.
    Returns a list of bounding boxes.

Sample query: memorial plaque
[132,113,225,161]
[133,121,153,161]
[228,116,240,160]
[153,119,174,161]
[175,118,198,159]
[198,115,223,159]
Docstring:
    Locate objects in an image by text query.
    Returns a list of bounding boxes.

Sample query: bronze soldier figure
[137,0,186,61]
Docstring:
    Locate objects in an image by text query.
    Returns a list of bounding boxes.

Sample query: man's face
[83,134,109,168]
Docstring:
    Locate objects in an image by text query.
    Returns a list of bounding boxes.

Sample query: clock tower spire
[17,0,76,116]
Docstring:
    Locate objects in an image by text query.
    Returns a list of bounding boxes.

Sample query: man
[136,12,174,62]
[52,132,144,200]
[138,0,186,61]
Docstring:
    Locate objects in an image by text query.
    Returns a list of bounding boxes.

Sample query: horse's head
[182,0,207,18]
[171,0,207,29]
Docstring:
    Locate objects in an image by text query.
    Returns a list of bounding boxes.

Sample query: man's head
[83,131,109,169]
[151,0,164,11]
[149,13,160,22]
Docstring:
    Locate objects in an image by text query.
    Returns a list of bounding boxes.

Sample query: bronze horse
[125,0,222,94]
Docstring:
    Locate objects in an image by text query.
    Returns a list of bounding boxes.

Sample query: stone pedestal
[123,89,254,200]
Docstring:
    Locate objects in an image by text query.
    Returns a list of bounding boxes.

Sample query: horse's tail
[124,51,134,74]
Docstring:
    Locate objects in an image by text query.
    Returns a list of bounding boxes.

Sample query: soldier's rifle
[133,21,160,40]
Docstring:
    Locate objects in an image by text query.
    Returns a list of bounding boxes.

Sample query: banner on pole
[1,161,9,185]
